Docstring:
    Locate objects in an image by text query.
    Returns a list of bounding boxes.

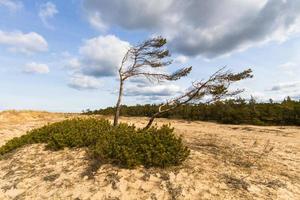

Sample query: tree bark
[113,78,124,126]
[143,113,159,130]
[143,104,175,130]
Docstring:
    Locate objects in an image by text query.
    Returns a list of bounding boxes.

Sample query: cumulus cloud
[39,2,58,29]
[68,74,102,90]
[239,82,300,102]
[62,35,130,90]
[0,0,22,11]
[64,57,81,70]
[83,0,171,30]
[269,82,300,92]
[87,12,107,31]
[83,0,300,58]
[125,83,182,97]
[23,62,49,74]
[135,96,165,102]
[262,81,300,101]
[171,0,300,57]
[79,35,130,77]
[0,30,48,54]
[129,77,151,84]
[174,55,189,64]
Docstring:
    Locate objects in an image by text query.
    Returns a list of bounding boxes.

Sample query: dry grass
[0,110,76,146]
[0,111,299,199]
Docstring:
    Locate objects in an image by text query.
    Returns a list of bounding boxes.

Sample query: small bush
[92,124,190,168]
[0,118,190,169]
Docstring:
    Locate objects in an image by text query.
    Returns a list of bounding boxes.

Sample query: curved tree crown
[113,36,192,126]
[119,36,192,82]
[114,36,253,128]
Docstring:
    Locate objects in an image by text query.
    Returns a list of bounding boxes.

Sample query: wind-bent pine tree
[113,37,192,126]
[143,67,253,129]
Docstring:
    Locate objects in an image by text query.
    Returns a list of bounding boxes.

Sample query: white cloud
[68,74,102,90]
[83,0,174,30]
[87,12,107,31]
[125,83,182,97]
[174,55,189,64]
[23,62,50,74]
[65,57,81,70]
[279,62,297,69]
[246,81,300,101]
[239,81,300,102]
[0,30,48,54]
[0,0,22,11]
[269,81,300,92]
[129,77,151,84]
[278,62,299,76]
[79,35,130,77]
[83,0,300,58]
[39,2,58,29]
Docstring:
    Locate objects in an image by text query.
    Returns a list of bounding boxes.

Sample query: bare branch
[143,67,253,129]
[113,36,192,126]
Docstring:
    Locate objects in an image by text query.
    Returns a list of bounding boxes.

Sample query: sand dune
[0,111,299,199]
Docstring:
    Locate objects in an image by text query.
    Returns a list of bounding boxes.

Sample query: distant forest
[83,97,300,126]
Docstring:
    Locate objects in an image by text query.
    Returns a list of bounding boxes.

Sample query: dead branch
[143,67,253,129]
[113,36,192,126]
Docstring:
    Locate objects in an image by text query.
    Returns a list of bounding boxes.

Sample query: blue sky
[0,0,300,112]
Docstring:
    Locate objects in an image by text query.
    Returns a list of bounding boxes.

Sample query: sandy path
[0,111,299,200]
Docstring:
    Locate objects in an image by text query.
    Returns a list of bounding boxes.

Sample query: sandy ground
[0,111,299,200]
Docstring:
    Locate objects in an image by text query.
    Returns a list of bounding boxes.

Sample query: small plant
[0,118,190,169]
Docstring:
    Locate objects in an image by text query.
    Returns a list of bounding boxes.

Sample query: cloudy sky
[0,0,300,112]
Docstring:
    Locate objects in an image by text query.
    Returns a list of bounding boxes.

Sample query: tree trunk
[113,79,124,126]
[143,104,180,130]
[143,113,160,130]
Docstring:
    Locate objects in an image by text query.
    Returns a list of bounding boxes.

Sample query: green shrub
[92,124,190,168]
[251,118,265,126]
[0,118,190,169]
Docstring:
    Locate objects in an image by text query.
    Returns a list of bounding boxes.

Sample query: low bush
[0,118,190,168]
[91,123,189,168]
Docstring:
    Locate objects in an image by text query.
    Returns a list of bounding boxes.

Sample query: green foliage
[0,118,189,169]
[91,124,189,168]
[85,97,300,126]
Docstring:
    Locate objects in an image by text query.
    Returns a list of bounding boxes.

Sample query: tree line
[83,97,300,126]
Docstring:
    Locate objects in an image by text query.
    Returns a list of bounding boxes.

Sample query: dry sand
[0,110,299,200]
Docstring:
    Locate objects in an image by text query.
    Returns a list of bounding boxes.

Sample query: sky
[0,0,300,112]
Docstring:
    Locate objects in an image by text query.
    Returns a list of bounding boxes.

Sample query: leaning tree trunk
[143,104,181,130]
[143,113,159,130]
[113,79,124,126]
